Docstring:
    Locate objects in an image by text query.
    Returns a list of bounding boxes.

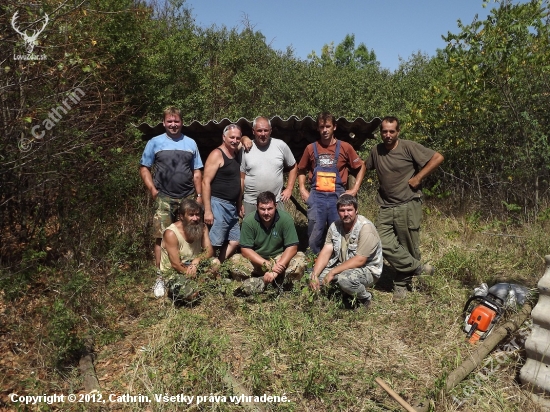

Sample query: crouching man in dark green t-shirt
[229,191,306,295]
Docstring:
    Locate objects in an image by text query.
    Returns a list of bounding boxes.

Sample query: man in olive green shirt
[366,116,444,300]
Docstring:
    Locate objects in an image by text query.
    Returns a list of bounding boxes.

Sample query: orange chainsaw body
[463,295,502,344]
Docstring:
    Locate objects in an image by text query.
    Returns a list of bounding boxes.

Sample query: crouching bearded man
[155,198,220,302]
[309,194,383,310]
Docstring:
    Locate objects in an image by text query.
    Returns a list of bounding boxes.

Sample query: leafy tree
[309,33,379,69]
[0,0,151,262]
[409,0,550,213]
[334,34,378,69]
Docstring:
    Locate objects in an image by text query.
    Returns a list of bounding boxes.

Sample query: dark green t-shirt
[366,139,436,206]
[240,210,299,259]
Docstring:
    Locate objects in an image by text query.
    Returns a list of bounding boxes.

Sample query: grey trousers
[318,267,376,301]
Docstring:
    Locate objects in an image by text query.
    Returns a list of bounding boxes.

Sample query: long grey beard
[183,222,203,242]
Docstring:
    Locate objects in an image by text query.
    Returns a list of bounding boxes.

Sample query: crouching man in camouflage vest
[157,198,220,303]
[309,194,382,310]
[229,191,306,295]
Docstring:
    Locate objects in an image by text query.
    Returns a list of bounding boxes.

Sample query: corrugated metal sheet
[136,115,381,161]
[520,255,550,409]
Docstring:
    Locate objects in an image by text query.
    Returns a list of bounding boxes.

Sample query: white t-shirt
[241,138,296,204]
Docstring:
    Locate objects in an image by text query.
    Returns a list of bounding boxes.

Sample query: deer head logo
[11,12,49,55]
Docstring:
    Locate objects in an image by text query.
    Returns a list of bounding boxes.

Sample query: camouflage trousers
[163,258,219,303]
[318,266,376,301]
[165,273,198,303]
[229,252,307,295]
[152,193,194,239]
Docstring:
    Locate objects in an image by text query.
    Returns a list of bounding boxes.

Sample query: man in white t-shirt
[240,116,297,217]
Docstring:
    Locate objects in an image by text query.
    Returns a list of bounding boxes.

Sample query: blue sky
[184,0,501,71]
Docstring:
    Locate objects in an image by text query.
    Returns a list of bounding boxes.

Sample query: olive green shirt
[366,139,435,206]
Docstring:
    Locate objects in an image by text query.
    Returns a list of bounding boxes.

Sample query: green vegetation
[1,0,550,411]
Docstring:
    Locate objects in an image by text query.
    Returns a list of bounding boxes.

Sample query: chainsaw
[462,292,504,344]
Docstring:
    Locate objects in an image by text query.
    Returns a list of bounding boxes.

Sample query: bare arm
[200,224,215,260]
[281,163,298,202]
[345,160,366,197]
[139,166,158,199]
[164,229,194,275]
[309,243,334,291]
[193,169,203,205]
[240,171,246,218]
[237,178,243,218]
[241,247,270,269]
[409,152,444,189]
[201,150,222,225]
[261,244,298,283]
[298,171,309,202]
[272,245,298,274]
[240,136,253,152]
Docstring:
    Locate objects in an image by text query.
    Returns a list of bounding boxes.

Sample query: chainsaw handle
[462,294,503,316]
[466,322,478,339]
[462,295,483,316]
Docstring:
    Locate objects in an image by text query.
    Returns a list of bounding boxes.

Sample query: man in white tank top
[155,198,220,302]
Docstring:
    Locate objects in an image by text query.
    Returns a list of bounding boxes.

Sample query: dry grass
[2,197,550,411]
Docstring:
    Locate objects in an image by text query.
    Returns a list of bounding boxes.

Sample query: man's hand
[322,270,336,286]
[196,195,204,205]
[241,135,253,152]
[263,271,278,284]
[300,188,310,203]
[309,276,320,291]
[408,176,422,189]
[280,187,292,202]
[150,187,159,200]
[185,264,198,278]
[239,204,245,219]
[343,188,358,197]
[204,210,214,225]
[272,261,287,275]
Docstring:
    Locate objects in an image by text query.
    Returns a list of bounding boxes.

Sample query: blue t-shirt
[140,133,203,198]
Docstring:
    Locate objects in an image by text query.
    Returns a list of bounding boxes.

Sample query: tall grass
[1,193,549,411]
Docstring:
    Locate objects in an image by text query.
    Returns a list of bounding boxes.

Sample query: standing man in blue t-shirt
[140,106,203,270]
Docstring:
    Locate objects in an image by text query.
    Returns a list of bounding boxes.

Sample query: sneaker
[415,263,435,276]
[153,277,165,298]
[393,285,408,301]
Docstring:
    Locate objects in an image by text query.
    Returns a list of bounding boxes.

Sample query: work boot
[415,263,435,276]
[393,285,408,301]
[356,297,372,311]
[234,277,265,296]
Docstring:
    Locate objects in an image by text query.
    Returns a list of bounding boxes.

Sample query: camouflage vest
[327,215,383,278]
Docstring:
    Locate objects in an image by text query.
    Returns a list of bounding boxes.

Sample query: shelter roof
[137,115,381,161]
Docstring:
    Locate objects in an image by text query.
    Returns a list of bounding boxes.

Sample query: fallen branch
[288,194,307,218]
[375,377,417,412]
[78,335,101,393]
